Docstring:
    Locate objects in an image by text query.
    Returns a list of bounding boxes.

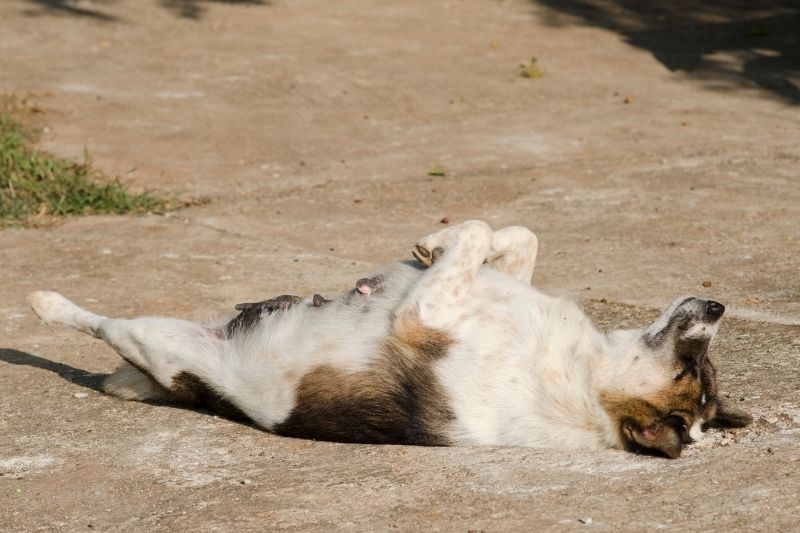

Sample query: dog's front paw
[412,243,444,267]
[412,225,460,266]
[412,221,492,267]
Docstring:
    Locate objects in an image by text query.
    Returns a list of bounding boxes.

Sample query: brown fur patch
[272,312,454,445]
[599,348,749,458]
[600,391,684,458]
[170,371,250,421]
[600,365,707,458]
[603,347,752,458]
[650,367,704,415]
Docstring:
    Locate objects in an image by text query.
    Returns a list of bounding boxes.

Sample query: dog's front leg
[398,220,493,331]
[484,226,539,284]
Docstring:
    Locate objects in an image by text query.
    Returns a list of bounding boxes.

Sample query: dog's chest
[432,277,609,447]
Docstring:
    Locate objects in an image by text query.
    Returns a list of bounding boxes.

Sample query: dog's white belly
[229,303,388,428]
[235,262,611,448]
[434,270,613,448]
[231,262,421,428]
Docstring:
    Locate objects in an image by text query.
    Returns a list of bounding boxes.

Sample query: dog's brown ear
[625,422,683,459]
[706,401,753,429]
[602,393,685,458]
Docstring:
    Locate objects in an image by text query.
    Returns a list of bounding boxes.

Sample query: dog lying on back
[28,221,750,458]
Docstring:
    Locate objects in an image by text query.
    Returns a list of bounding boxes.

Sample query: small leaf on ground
[520,57,544,79]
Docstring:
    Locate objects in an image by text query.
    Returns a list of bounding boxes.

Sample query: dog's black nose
[706,301,725,319]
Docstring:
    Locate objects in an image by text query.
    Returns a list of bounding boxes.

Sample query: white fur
[436,281,616,448]
[685,321,720,339]
[104,362,173,401]
[689,419,705,442]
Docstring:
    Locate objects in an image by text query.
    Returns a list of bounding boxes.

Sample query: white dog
[28,221,750,458]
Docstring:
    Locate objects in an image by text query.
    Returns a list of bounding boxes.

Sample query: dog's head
[601,296,752,458]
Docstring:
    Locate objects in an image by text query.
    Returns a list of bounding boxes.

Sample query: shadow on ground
[0,348,106,391]
[22,0,268,21]
[0,348,259,422]
[534,0,800,103]
[22,0,120,21]
[158,0,267,20]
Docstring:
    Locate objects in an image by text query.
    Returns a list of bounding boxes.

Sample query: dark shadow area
[159,0,268,20]
[0,347,256,424]
[535,0,800,103]
[21,0,268,21]
[22,0,121,21]
[0,348,106,391]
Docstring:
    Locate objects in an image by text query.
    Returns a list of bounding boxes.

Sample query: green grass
[1,111,167,225]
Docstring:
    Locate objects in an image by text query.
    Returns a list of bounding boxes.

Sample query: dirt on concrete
[1,0,799,530]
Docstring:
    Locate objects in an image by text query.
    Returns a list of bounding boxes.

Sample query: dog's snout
[706,301,725,320]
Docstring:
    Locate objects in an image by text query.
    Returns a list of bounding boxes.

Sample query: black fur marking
[674,336,710,372]
[663,414,693,445]
[643,297,696,348]
[226,294,302,336]
[704,402,753,429]
[312,294,330,307]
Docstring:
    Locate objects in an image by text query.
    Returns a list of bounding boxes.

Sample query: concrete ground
[1,0,798,530]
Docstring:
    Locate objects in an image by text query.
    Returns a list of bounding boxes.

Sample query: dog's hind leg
[402,220,493,331]
[484,226,538,284]
[29,291,247,417]
[103,361,173,401]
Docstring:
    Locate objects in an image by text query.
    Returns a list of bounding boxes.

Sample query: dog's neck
[523,309,623,450]
[595,327,673,450]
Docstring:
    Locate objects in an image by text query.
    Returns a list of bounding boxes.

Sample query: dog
[28,221,751,458]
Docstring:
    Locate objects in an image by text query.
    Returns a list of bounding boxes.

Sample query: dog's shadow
[0,348,254,424]
[0,347,107,391]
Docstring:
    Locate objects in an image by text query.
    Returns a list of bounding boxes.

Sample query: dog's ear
[705,400,753,429]
[624,421,683,459]
[602,393,686,458]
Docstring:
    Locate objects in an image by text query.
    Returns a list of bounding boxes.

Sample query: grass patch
[1,107,168,226]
